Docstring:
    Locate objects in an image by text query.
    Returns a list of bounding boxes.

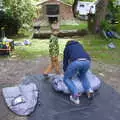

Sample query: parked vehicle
[76,1,96,20]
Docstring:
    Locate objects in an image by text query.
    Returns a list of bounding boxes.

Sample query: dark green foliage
[1,0,36,36]
[0,10,21,36]
[108,0,120,22]
[101,0,120,33]
[100,20,112,31]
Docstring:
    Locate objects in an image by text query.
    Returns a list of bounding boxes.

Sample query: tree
[3,0,36,27]
[1,0,36,35]
[95,0,109,31]
[72,0,78,17]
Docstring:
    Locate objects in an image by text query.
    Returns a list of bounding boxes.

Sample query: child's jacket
[49,35,59,57]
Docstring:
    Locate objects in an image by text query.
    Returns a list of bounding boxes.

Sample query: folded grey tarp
[2,83,38,116]
[21,75,120,120]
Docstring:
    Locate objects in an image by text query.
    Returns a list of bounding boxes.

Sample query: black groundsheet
[22,75,120,120]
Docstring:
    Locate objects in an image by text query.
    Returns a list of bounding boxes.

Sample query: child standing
[44,21,60,75]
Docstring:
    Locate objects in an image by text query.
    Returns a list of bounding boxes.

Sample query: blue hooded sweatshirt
[63,40,91,72]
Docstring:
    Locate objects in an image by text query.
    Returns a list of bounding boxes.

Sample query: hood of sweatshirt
[66,40,80,47]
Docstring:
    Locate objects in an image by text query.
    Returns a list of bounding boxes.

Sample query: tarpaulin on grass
[22,75,120,120]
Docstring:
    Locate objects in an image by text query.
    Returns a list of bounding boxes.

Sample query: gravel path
[0,57,120,120]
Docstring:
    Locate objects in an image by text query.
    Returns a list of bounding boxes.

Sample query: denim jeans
[63,60,92,96]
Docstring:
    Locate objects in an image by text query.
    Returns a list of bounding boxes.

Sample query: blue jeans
[63,60,92,96]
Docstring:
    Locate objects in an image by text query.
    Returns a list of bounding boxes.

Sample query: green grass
[10,37,68,59]
[1,34,120,65]
[80,35,120,64]
[60,23,88,30]
[13,39,49,59]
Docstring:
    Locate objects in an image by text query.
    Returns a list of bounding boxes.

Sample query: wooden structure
[36,0,73,25]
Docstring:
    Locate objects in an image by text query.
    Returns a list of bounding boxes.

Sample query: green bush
[100,20,112,31]
[3,0,36,36]
[0,10,21,36]
[114,23,120,33]
[106,0,120,33]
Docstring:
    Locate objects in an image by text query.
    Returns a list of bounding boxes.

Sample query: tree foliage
[0,0,36,35]
[61,0,95,5]
[3,0,36,26]
[0,10,21,36]
[99,0,120,34]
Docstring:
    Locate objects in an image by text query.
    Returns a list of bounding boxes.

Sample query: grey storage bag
[2,83,38,116]
[51,71,101,94]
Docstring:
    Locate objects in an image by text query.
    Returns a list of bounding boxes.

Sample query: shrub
[0,10,21,36]
[100,20,112,31]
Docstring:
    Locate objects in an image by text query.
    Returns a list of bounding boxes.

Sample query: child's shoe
[43,74,49,79]
[87,91,94,100]
[70,95,80,104]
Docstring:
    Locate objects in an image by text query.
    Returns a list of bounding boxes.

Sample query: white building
[76,1,96,20]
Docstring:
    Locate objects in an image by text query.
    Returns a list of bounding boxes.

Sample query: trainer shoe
[87,92,94,100]
[70,95,80,104]
[43,74,49,79]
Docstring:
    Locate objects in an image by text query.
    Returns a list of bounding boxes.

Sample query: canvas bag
[2,83,38,116]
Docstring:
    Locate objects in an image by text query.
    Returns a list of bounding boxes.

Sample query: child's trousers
[44,56,60,74]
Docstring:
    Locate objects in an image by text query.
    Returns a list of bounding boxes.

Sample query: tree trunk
[72,0,78,18]
[94,0,109,33]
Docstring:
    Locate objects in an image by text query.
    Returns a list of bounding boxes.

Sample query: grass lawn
[1,35,120,64]
[6,34,120,65]
[80,35,120,64]
[60,23,88,30]
[11,37,68,60]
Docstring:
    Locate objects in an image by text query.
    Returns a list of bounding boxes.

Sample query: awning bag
[2,83,38,116]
